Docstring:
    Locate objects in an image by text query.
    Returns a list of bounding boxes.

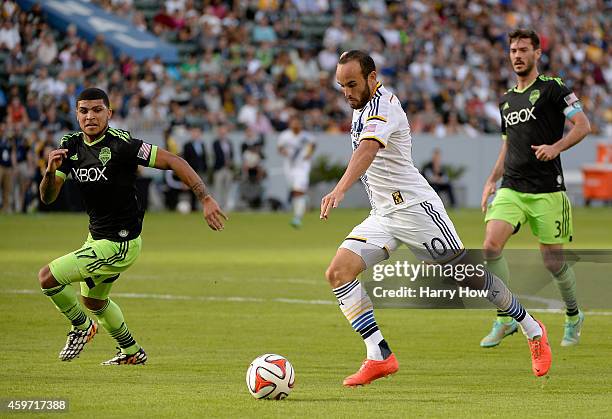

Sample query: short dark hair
[508,28,540,50]
[77,87,110,107]
[338,50,376,80]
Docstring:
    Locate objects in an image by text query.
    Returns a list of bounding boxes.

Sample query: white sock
[519,313,542,339]
[332,279,389,360]
[293,195,306,220]
[364,330,385,360]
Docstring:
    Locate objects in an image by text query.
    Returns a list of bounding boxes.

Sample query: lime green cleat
[561,311,584,347]
[480,319,518,348]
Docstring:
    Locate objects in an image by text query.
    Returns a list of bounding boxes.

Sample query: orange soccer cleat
[528,319,552,377]
[342,354,399,387]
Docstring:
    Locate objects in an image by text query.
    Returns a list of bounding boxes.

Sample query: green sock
[90,299,140,355]
[552,263,579,317]
[485,254,510,282]
[485,255,512,322]
[42,285,90,330]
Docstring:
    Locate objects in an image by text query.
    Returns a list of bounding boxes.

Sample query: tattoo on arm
[191,181,209,201]
[40,171,57,203]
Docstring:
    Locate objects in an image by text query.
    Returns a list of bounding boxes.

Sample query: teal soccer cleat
[480,319,519,348]
[561,311,585,347]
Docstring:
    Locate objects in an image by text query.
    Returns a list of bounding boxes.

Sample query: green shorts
[485,188,573,244]
[48,235,142,300]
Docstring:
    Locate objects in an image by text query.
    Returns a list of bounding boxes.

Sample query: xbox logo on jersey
[504,106,536,126]
[71,167,108,182]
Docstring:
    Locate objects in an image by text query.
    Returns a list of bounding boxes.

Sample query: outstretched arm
[154,148,228,231]
[320,139,380,219]
[40,149,67,204]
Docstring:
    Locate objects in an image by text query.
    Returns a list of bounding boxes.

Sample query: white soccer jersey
[350,83,437,215]
[278,129,315,168]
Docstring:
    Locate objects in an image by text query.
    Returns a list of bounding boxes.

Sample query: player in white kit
[278,116,316,228]
[320,51,551,387]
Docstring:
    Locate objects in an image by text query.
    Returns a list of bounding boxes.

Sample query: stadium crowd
[0,0,609,213]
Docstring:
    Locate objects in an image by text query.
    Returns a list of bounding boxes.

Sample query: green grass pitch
[1,208,611,417]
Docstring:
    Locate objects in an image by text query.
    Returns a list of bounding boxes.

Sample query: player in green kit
[39,88,227,364]
[480,29,591,348]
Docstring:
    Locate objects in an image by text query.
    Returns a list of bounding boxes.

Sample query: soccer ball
[176,200,191,214]
[246,354,295,400]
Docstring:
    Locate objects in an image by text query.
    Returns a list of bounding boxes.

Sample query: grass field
[1,208,611,418]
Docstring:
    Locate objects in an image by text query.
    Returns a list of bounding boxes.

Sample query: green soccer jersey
[56,127,158,242]
[499,75,582,194]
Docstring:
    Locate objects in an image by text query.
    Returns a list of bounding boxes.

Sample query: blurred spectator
[59,46,83,79]
[237,95,259,128]
[433,114,447,139]
[7,96,29,125]
[142,95,167,129]
[25,94,41,122]
[29,67,55,98]
[0,124,15,213]
[241,126,264,155]
[422,148,456,208]
[92,34,113,63]
[292,49,320,83]
[138,72,158,100]
[6,44,31,83]
[318,44,338,73]
[2,1,18,17]
[40,106,67,136]
[239,127,265,209]
[165,0,185,14]
[293,0,329,14]
[323,15,348,48]
[203,86,222,115]
[212,123,234,211]
[200,48,221,76]
[182,126,208,211]
[160,128,186,210]
[8,123,34,213]
[252,15,277,44]
[12,128,34,212]
[36,32,58,66]
[63,23,79,48]
[180,53,200,78]
[0,20,20,50]
[250,108,273,138]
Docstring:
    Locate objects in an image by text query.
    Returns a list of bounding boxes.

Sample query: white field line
[3,289,612,315]
[1,273,319,285]
[1,289,333,306]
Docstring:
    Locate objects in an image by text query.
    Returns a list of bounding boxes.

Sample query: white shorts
[340,196,464,267]
[285,166,310,192]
